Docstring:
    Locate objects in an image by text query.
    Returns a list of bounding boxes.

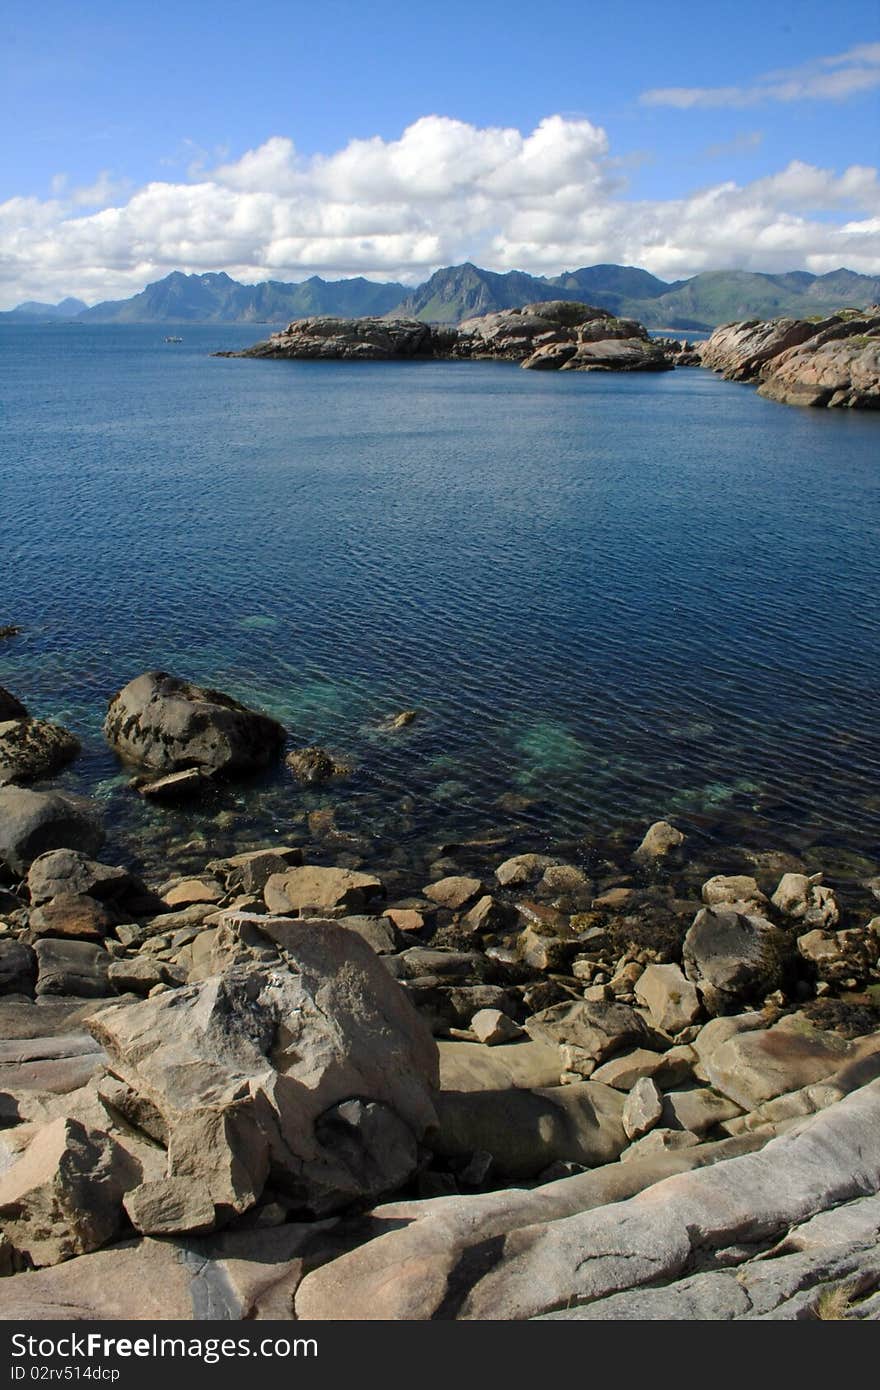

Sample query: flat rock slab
[438,1039,562,1092]
[0,1223,339,1320]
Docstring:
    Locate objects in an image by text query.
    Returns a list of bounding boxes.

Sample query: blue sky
[1,0,878,304]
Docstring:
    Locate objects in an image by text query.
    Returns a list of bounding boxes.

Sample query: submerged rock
[285,746,348,785]
[103,671,285,776]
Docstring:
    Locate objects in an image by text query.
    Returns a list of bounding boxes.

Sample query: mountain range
[3,263,879,331]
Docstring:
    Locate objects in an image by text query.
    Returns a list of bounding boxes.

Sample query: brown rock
[263,865,383,916]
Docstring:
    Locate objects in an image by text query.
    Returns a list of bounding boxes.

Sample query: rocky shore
[699,305,880,408]
[222,300,673,373]
[1,670,879,1319]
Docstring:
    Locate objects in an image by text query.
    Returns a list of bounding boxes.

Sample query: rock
[495,854,558,887]
[28,893,116,942]
[423,875,483,910]
[124,1177,217,1235]
[0,1222,339,1320]
[88,914,438,1218]
[34,939,112,997]
[0,686,28,720]
[525,999,651,1066]
[107,956,170,994]
[382,709,418,730]
[622,1077,663,1140]
[162,877,224,908]
[541,864,593,896]
[757,319,880,409]
[208,846,303,895]
[592,887,634,910]
[471,1009,524,1046]
[517,926,574,973]
[137,768,213,802]
[0,787,104,876]
[634,963,701,1034]
[434,1081,626,1178]
[701,874,768,909]
[0,939,37,995]
[240,315,436,361]
[263,865,383,916]
[797,927,874,985]
[701,310,880,409]
[0,719,80,785]
[697,1015,853,1110]
[438,1039,563,1092]
[236,303,671,376]
[633,821,685,863]
[660,1088,743,1136]
[103,671,285,775]
[286,746,347,784]
[27,850,135,907]
[293,1130,773,1321]
[0,1116,141,1266]
[334,914,400,955]
[700,316,821,380]
[771,872,840,928]
[620,1126,704,1162]
[462,895,510,933]
[683,907,794,1014]
[384,907,425,934]
[591,1046,696,1091]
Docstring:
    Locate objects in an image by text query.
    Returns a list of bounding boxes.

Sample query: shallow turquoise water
[1,322,878,876]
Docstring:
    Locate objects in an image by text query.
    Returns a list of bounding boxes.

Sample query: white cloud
[1,113,880,307]
[642,41,880,108]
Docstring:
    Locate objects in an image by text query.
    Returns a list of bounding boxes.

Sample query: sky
[1,0,878,306]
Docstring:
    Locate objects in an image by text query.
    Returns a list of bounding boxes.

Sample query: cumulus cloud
[642,41,880,108]
[1,113,879,306]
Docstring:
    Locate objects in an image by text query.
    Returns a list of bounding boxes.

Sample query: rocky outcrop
[1,810,878,1316]
[103,671,285,776]
[700,307,880,408]
[0,719,80,786]
[228,302,673,375]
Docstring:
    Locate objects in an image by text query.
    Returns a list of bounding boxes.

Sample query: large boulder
[682,907,794,1015]
[0,719,80,785]
[0,787,104,877]
[103,671,285,775]
[87,914,439,1221]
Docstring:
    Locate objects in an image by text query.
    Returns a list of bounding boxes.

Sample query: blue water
[1,322,878,879]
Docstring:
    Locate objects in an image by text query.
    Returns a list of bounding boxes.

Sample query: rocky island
[224,300,673,373]
[1,670,879,1320]
[699,305,880,408]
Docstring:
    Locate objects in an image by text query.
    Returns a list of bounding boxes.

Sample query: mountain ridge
[3,264,879,330]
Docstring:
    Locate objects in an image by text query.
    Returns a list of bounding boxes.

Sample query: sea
[1,322,878,884]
